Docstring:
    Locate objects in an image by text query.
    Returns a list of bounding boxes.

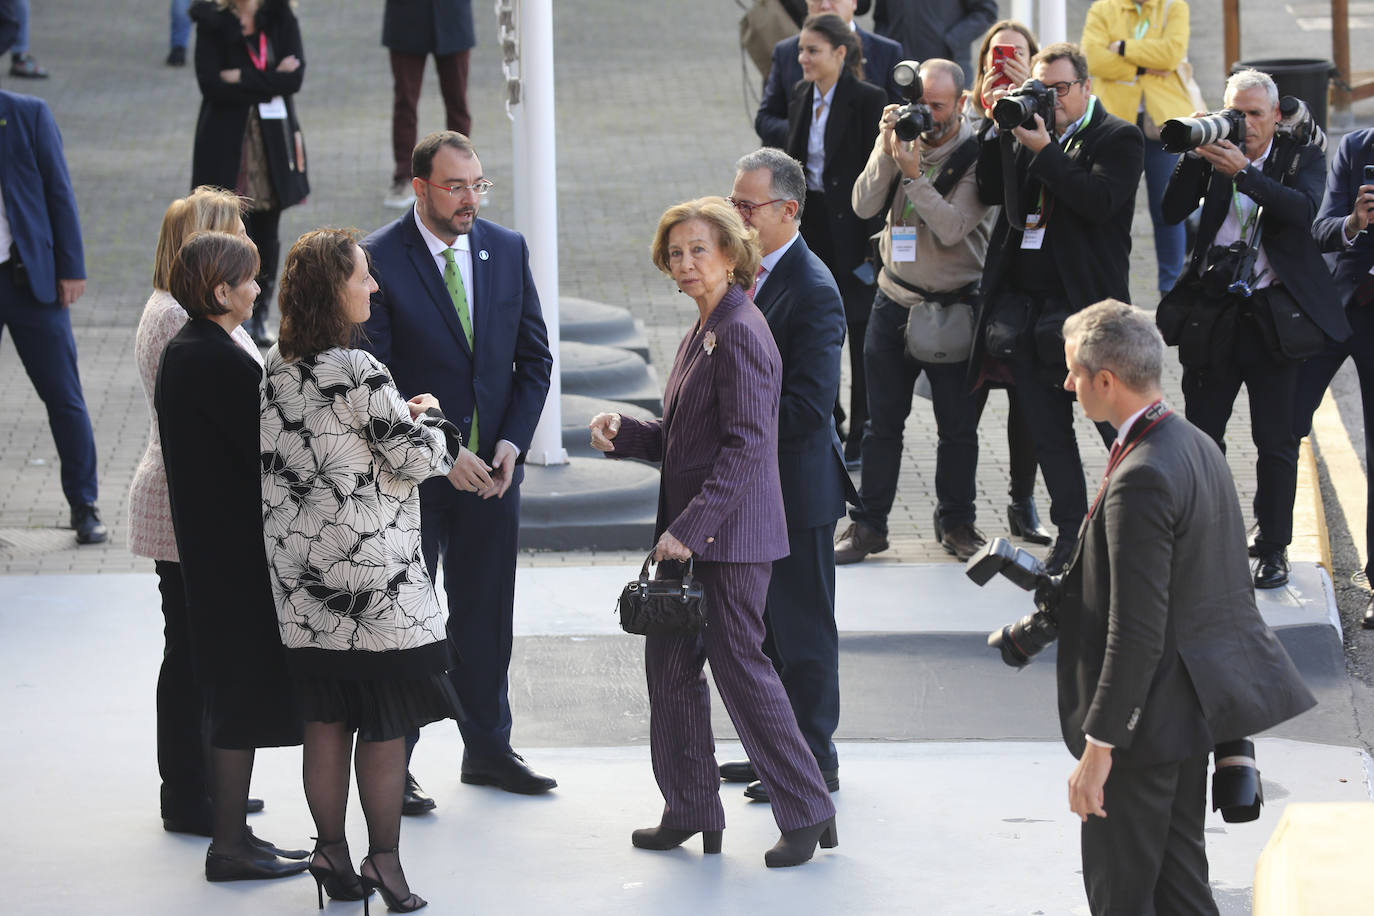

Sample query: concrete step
[559,295,651,362]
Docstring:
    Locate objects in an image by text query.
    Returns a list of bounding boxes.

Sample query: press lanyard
[1026,96,1097,230]
[245,32,268,71]
[1230,183,1261,242]
[898,163,941,223]
[1132,3,1150,39]
[1087,400,1172,520]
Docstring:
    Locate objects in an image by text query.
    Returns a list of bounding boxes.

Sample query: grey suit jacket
[1056,410,1316,766]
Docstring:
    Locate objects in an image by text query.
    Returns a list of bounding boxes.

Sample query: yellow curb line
[1304,389,1368,578]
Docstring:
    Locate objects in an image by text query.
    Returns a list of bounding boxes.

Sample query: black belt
[882,268,977,305]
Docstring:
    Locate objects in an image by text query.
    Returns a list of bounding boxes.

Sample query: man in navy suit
[0,87,105,545]
[362,131,554,804]
[755,0,904,150]
[716,148,853,801]
[1299,127,1374,627]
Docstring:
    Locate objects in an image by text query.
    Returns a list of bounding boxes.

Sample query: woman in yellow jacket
[1082,0,1195,296]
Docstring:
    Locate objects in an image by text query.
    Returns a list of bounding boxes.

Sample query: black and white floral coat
[259,346,460,678]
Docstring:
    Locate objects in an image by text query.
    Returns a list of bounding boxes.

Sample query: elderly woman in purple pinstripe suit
[589,197,838,868]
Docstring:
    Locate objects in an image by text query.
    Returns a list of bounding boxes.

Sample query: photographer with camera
[835,58,994,564]
[1053,300,1314,915]
[1157,68,1349,589]
[973,42,1143,573]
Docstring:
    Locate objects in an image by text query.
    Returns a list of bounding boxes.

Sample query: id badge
[258,96,288,119]
[1021,227,1046,250]
[891,226,917,262]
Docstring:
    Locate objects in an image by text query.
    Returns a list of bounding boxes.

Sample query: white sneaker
[384,179,416,209]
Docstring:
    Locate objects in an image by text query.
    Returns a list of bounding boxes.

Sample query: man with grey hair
[1158,67,1348,589]
[718,148,854,801]
[1057,299,1315,915]
[838,58,995,564]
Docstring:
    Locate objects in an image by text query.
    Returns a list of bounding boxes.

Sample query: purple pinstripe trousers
[645,560,836,833]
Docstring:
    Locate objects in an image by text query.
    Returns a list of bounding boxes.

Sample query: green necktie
[441,247,478,451]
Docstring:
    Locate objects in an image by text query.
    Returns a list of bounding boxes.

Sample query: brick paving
[0,0,1364,574]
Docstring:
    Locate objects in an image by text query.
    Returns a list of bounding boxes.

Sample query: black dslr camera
[1201,239,1260,299]
[992,79,1057,132]
[966,537,1062,668]
[891,60,933,141]
[1159,108,1247,155]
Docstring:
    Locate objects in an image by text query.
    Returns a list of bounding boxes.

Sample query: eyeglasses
[727,197,786,218]
[419,177,494,197]
[1045,79,1085,98]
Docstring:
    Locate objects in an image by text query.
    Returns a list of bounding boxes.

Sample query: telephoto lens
[1159,109,1246,154]
[987,609,1059,668]
[1211,738,1263,823]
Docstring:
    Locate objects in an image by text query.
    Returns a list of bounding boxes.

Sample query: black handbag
[617,553,708,637]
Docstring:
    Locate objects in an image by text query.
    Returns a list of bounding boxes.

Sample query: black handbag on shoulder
[617,553,708,637]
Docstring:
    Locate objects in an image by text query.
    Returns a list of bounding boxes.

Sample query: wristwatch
[901,176,917,187]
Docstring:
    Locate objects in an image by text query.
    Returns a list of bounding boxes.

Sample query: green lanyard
[1132,3,1150,39]
[898,163,941,223]
[1230,183,1260,241]
[1027,96,1097,226]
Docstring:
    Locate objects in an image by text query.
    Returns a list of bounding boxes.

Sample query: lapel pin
[479,249,489,261]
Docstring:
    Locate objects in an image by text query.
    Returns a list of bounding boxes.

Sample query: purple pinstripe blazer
[610,285,789,563]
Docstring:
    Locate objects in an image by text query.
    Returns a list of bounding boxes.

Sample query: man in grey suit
[1056,300,1316,915]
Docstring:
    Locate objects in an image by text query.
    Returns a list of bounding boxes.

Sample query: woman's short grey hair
[735,147,807,218]
[1062,300,1164,393]
[1225,69,1279,110]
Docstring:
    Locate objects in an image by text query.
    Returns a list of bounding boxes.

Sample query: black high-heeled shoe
[764,815,838,868]
[360,847,426,914]
[1007,499,1052,545]
[307,838,367,909]
[631,824,723,854]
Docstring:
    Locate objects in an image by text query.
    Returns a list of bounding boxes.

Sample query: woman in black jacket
[785,13,885,467]
[190,0,308,347]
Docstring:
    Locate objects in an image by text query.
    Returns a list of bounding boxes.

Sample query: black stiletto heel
[631,824,723,854]
[360,847,426,914]
[307,837,366,909]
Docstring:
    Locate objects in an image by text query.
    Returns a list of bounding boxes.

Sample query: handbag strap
[638,552,697,597]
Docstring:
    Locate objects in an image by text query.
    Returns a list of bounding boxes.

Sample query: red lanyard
[1087,401,1172,520]
[245,32,268,71]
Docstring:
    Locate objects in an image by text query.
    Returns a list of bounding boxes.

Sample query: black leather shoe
[719,760,756,783]
[743,768,839,802]
[166,45,187,66]
[461,750,556,795]
[71,504,107,545]
[245,827,308,860]
[834,522,888,565]
[10,52,48,78]
[1044,534,1077,576]
[631,824,722,853]
[1007,499,1052,545]
[1363,593,1374,630]
[940,522,987,561]
[245,797,264,814]
[1253,549,1290,589]
[402,772,436,815]
[764,816,837,867]
[205,845,309,882]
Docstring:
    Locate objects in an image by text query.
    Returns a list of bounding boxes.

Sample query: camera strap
[1087,400,1173,520]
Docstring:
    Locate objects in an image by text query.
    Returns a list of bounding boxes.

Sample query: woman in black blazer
[190,0,309,347]
[785,14,886,467]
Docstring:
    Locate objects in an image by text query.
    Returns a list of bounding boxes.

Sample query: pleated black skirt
[295,672,464,742]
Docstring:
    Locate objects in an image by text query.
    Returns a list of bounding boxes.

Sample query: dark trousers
[1008,348,1090,537]
[1182,312,1299,551]
[243,208,282,286]
[1081,753,1218,916]
[761,523,840,771]
[646,560,835,832]
[416,467,522,759]
[390,49,472,182]
[155,560,208,814]
[0,269,98,507]
[1294,301,1374,578]
[855,290,980,533]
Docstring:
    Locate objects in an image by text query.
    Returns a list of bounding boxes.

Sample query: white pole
[1039,0,1068,45]
[1011,0,1034,32]
[511,0,568,466]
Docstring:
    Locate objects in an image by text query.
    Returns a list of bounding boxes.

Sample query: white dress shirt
[806,82,837,192]
[1213,139,1274,290]
[414,207,474,319]
[0,177,11,264]
[754,230,801,297]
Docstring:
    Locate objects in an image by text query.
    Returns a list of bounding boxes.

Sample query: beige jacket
[851,116,994,305]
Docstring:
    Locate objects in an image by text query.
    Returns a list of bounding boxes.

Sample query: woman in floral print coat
[259,228,490,912]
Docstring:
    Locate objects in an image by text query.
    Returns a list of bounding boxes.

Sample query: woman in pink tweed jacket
[128,187,264,834]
